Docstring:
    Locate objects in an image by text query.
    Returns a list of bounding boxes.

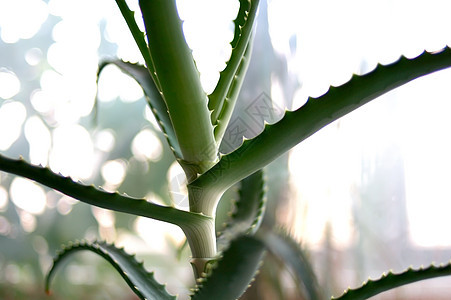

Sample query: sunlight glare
[0,0,48,43]
[49,124,94,180]
[10,177,47,215]
[96,65,144,103]
[134,216,186,253]
[0,101,27,151]
[94,129,116,152]
[0,70,21,99]
[103,0,143,64]
[177,0,238,93]
[288,123,357,249]
[119,74,144,103]
[101,159,127,186]
[131,128,163,162]
[24,116,51,166]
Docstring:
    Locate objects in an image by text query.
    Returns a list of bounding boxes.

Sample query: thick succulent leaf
[258,230,321,300]
[140,0,218,178]
[209,0,260,127]
[46,240,175,300]
[0,155,218,266]
[333,262,451,300]
[114,0,159,88]
[214,35,254,144]
[230,0,251,49]
[191,235,265,300]
[217,169,266,250]
[97,59,181,157]
[0,154,208,227]
[192,47,451,193]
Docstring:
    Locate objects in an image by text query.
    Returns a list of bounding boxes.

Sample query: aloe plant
[2,0,451,299]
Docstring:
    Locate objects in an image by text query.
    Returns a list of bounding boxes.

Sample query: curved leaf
[258,229,321,300]
[0,154,208,227]
[214,35,254,144]
[0,155,219,274]
[97,59,181,158]
[217,169,266,250]
[209,0,260,129]
[333,262,451,300]
[114,0,160,88]
[46,240,175,300]
[192,47,451,194]
[191,235,265,300]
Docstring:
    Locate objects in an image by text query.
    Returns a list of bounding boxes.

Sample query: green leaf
[192,47,451,194]
[191,235,265,300]
[114,0,160,89]
[46,240,175,300]
[258,230,321,300]
[209,0,260,139]
[217,169,266,250]
[214,36,254,145]
[333,262,451,300]
[97,59,181,158]
[0,154,218,272]
[139,0,217,178]
[0,154,208,228]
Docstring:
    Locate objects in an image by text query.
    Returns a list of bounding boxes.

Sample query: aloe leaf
[333,262,451,300]
[0,154,208,227]
[209,0,260,129]
[258,230,321,300]
[114,0,160,89]
[191,235,265,300]
[217,169,266,250]
[139,0,217,177]
[0,154,218,275]
[214,35,254,144]
[97,59,181,157]
[192,47,451,193]
[45,240,175,300]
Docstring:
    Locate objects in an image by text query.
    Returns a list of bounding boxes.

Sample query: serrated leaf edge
[191,235,265,300]
[193,46,451,195]
[217,169,267,248]
[333,262,451,300]
[96,59,182,158]
[46,240,175,300]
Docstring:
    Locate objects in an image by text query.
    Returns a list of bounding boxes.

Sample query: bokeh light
[0,71,21,99]
[49,124,94,180]
[0,0,48,43]
[10,177,47,215]
[101,159,127,186]
[0,101,27,151]
[131,128,163,162]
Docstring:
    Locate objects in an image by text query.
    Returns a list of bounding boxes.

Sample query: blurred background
[1,0,451,299]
